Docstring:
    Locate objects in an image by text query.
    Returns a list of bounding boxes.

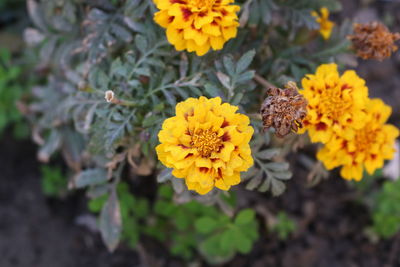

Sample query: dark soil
[0,134,140,267]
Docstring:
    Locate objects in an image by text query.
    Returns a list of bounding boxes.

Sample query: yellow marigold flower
[156,96,254,195]
[317,99,399,181]
[153,0,240,56]
[311,7,334,40]
[299,63,369,144]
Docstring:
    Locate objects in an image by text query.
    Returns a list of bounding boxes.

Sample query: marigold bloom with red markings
[317,99,399,181]
[156,96,254,194]
[299,63,369,144]
[348,22,400,61]
[153,0,240,56]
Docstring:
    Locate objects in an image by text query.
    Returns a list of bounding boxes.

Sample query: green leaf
[265,162,290,171]
[236,70,255,84]
[88,194,108,213]
[236,50,255,74]
[204,83,222,98]
[195,217,218,234]
[216,71,231,90]
[74,168,108,188]
[135,35,148,54]
[256,149,280,160]
[100,189,122,252]
[231,227,252,254]
[235,209,255,226]
[220,229,236,254]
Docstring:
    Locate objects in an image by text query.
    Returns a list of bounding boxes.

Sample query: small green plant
[271,211,296,240]
[88,182,149,248]
[197,208,259,263]
[0,48,28,138]
[40,165,67,197]
[89,183,259,263]
[372,179,400,238]
[149,185,259,263]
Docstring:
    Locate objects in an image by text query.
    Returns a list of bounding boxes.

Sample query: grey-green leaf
[236,50,255,74]
[100,189,122,252]
[74,168,108,188]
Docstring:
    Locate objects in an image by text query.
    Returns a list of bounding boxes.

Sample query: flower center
[319,86,352,118]
[353,126,376,152]
[191,129,222,157]
[188,0,215,11]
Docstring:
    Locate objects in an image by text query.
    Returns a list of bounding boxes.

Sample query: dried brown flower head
[261,81,308,138]
[348,22,400,61]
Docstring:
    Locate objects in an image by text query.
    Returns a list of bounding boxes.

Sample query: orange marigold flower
[311,7,334,40]
[299,63,369,144]
[156,96,254,194]
[153,0,240,56]
[261,81,308,138]
[348,21,400,61]
[317,99,399,181]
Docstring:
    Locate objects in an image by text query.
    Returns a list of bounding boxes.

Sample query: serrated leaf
[100,189,122,252]
[256,149,280,160]
[74,168,108,188]
[236,50,255,74]
[265,162,289,171]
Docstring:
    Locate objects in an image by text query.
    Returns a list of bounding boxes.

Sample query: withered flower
[348,22,400,61]
[261,81,308,138]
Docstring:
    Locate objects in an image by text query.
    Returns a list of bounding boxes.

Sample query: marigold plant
[299,63,369,144]
[317,99,399,181]
[20,0,400,260]
[156,96,254,194]
[153,0,240,56]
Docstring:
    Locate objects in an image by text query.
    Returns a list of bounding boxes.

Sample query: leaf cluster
[0,48,28,138]
[89,183,259,263]
[40,165,68,197]
[372,179,400,238]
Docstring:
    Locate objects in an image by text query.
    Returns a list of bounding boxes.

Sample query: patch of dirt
[0,134,139,267]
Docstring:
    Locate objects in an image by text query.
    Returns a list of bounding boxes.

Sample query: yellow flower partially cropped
[317,99,399,181]
[156,96,254,195]
[153,0,240,56]
[312,7,334,40]
[299,63,369,144]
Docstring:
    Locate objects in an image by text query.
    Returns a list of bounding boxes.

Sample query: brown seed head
[260,81,308,138]
[348,21,400,61]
